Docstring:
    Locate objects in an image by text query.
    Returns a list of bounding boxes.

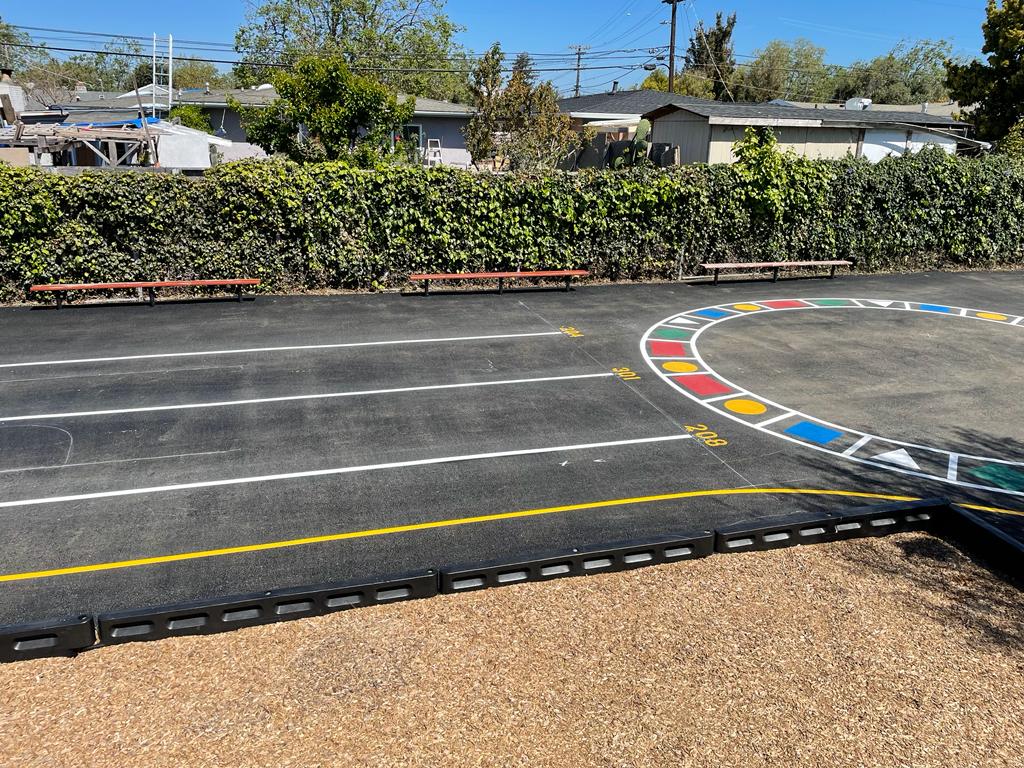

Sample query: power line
[1,40,672,77]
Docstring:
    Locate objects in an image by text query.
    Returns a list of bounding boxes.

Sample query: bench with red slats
[702,260,853,285]
[29,279,261,308]
[408,270,589,295]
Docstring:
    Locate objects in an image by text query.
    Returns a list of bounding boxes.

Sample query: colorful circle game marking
[640,298,1024,497]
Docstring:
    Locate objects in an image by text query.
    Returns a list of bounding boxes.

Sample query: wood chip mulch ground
[1,532,1021,768]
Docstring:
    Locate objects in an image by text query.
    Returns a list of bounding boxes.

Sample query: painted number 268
[686,424,728,448]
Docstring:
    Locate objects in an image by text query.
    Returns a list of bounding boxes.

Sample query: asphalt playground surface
[1,270,1022,625]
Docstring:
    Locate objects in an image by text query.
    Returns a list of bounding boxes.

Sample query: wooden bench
[29,279,261,308]
[702,260,853,285]
[408,270,589,295]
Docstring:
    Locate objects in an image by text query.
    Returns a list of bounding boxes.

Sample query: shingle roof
[558,89,713,116]
[53,88,473,116]
[645,100,966,127]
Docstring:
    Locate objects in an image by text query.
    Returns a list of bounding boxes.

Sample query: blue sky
[6,0,988,94]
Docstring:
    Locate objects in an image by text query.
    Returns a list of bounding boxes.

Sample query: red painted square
[649,340,688,357]
[760,300,810,309]
[673,374,732,397]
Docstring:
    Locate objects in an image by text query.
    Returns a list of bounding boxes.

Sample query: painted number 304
[686,424,728,447]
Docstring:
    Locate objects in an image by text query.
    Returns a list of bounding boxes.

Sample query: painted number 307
[686,424,728,448]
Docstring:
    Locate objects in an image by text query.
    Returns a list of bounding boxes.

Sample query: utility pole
[570,44,589,98]
[663,0,679,93]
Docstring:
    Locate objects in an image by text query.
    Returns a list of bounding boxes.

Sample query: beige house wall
[649,111,710,164]
[707,125,861,163]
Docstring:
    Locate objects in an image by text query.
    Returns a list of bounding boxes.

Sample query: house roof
[643,100,967,128]
[771,99,963,119]
[51,88,474,117]
[558,89,713,118]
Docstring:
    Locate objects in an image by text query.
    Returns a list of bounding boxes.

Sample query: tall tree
[464,42,502,166]
[683,11,737,100]
[236,54,413,165]
[946,0,1024,140]
[463,45,577,170]
[732,39,832,102]
[833,40,951,105]
[234,0,470,101]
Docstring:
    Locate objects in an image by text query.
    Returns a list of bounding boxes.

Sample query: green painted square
[654,327,694,340]
[969,464,1024,492]
[811,299,852,307]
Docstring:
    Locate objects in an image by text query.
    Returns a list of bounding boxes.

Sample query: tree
[132,59,235,90]
[638,67,714,98]
[463,44,578,170]
[236,54,413,165]
[464,42,503,166]
[732,39,832,102]
[684,11,737,100]
[169,104,213,133]
[1,16,31,71]
[233,0,470,101]
[946,0,1024,141]
[833,40,951,105]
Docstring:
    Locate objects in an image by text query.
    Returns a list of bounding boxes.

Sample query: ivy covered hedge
[2,148,1024,302]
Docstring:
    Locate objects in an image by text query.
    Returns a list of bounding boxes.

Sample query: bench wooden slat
[703,261,851,270]
[30,279,260,292]
[409,270,588,281]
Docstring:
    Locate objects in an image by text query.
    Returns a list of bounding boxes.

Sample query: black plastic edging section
[2,496,1021,663]
[96,572,438,646]
[440,532,715,594]
[0,614,95,664]
[713,498,948,553]
[933,504,1024,586]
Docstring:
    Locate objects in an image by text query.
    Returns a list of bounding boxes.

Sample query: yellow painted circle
[662,361,699,373]
[724,398,768,416]
[733,304,762,312]
[977,312,1008,321]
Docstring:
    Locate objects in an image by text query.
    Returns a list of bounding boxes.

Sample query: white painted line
[0,331,565,370]
[959,308,969,317]
[0,372,616,423]
[0,434,693,510]
[702,394,736,404]
[947,454,959,482]
[842,435,873,457]
[756,412,794,428]
[1014,317,1023,326]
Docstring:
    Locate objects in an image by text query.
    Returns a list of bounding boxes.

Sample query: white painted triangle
[864,300,895,308]
[870,448,920,470]
[668,316,699,326]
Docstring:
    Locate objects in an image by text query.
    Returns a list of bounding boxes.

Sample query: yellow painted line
[1,488,1021,583]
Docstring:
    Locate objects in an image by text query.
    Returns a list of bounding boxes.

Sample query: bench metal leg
[236,285,244,302]
[772,267,780,283]
[565,276,571,292]
[829,265,837,279]
[713,270,720,286]
[423,280,430,295]
[498,277,504,295]
[147,287,156,307]
[55,291,63,310]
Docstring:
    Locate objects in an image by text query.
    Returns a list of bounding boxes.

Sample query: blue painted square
[919,304,952,313]
[694,308,732,319]
[784,421,844,445]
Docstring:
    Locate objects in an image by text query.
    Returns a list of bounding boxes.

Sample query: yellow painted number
[686,424,728,447]
[613,367,641,381]
[560,326,584,338]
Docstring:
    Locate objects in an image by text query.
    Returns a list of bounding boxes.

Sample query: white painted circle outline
[640,298,1024,497]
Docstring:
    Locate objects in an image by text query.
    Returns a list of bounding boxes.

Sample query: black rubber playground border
[1,498,1020,664]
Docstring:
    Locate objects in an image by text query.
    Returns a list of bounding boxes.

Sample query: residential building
[46,85,475,167]
[642,101,985,164]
